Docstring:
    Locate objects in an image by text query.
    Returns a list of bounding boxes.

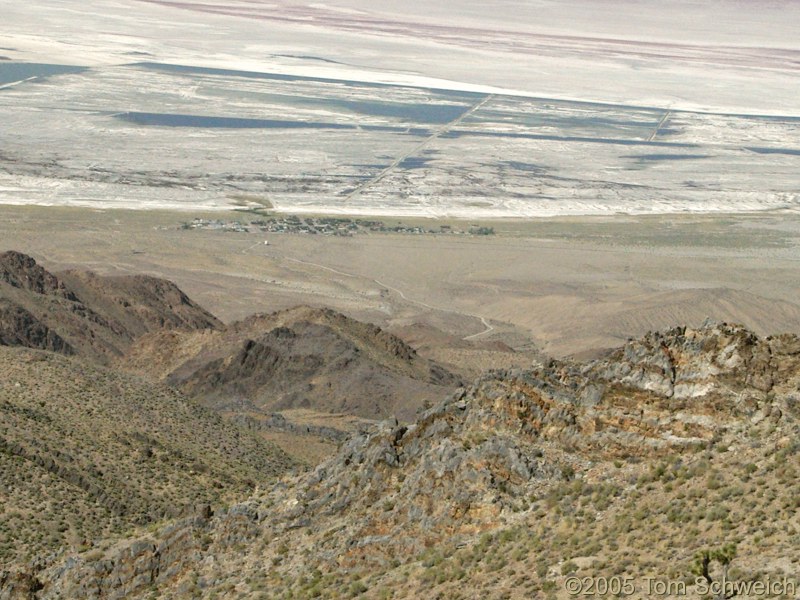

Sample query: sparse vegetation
[1,259,797,600]
[0,346,294,566]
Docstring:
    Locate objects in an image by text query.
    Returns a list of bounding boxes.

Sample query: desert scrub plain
[0,346,295,566]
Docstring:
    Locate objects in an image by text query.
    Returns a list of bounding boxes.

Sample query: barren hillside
[0,251,221,363]
[123,306,462,421]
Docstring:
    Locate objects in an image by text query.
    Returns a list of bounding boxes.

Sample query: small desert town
[182,215,495,236]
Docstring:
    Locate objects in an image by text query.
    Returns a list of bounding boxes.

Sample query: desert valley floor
[2,205,799,359]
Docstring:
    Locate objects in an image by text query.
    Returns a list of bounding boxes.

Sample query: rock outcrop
[0,251,77,300]
[0,300,73,354]
[588,321,800,398]
[9,322,798,599]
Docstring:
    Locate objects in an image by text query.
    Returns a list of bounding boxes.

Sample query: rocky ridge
[0,252,461,423]
[7,321,798,599]
[0,252,77,299]
[123,306,462,421]
[0,299,73,354]
[0,251,221,362]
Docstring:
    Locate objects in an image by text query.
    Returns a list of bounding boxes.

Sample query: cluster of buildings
[181,216,495,237]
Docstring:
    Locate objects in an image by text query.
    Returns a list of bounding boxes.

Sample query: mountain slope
[0,346,295,568]
[0,251,221,363]
[0,299,73,354]
[123,306,462,421]
[1,253,460,422]
[9,322,798,599]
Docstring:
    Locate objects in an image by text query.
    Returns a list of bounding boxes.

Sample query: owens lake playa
[1,0,799,217]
